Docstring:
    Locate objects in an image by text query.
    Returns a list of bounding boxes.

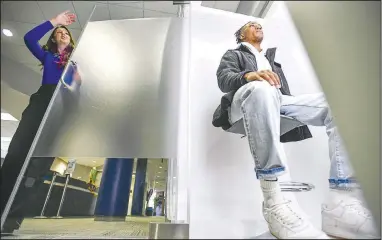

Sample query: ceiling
[1,1,181,76]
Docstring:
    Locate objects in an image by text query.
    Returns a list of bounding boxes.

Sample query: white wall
[188,3,331,238]
[189,7,267,238]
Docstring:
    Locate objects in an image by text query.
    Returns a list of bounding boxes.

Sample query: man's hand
[244,70,281,88]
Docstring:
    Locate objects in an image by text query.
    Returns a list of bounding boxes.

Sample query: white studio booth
[2,2,380,239]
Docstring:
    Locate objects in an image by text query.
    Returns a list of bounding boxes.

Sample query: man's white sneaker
[322,189,380,239]
[263,198,329,239]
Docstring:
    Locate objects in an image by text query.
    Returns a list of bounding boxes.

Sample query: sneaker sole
[323,225,377,239]
[270,230,329,239]
[326,234,344,239]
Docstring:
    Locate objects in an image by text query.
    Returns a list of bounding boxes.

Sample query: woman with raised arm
[1,11,79,234]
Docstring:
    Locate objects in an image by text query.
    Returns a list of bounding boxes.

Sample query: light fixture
[2,29,13,37]
[173,177,177,179]
[1,113,18,121]
[159,166,162,169]
[92,160,96,163]
[77,176,82,179]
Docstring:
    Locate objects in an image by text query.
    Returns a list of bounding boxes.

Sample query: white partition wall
[32,18,186,158]
[1,13,192,229]
[188,5,332,238]
[188,7,268,238]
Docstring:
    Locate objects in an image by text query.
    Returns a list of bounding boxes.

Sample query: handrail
[59,60,79,91]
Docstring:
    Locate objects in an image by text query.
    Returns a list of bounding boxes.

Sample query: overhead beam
[201,1,240,13]
[236,1,274,18]
[173,1,191,5]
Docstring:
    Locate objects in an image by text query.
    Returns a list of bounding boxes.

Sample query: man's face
[242,22,263,43]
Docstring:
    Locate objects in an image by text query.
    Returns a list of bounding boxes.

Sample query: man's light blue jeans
[229,81,357,189]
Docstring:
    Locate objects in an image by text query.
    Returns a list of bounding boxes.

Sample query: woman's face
[54,27,71,46]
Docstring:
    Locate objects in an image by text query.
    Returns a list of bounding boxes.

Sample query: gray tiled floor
[3,216,165,239]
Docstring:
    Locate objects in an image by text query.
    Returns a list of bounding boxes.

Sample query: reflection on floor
[252,231,276,239]
[3,216,166,239]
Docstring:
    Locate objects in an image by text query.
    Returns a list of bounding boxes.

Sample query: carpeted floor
[3,216,165,239]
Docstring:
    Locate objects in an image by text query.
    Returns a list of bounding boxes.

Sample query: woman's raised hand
[51,11,76,27]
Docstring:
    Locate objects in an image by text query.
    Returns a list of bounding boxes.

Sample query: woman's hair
[40,26,75,69]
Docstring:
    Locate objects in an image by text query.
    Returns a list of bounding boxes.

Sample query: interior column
[94,158,134,221]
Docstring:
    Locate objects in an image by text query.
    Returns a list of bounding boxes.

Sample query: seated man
[212,21,378,239]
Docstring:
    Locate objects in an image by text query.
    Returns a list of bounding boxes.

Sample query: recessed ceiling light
[159,166,162,169]
[77,176,81,179]
[2,29,13,37]
[173,177,176,179]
